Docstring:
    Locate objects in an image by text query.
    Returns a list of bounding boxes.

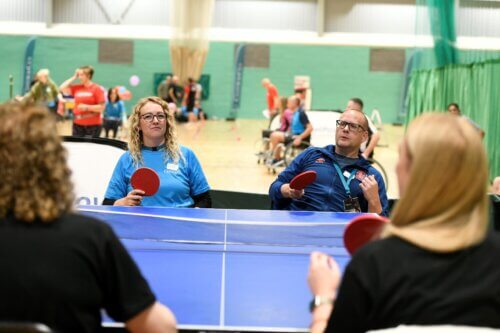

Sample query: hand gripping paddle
[289,170,317,190]
[343,215,389,255]
[130,167,160,196]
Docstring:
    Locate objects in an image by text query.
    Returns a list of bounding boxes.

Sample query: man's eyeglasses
[140,113,167,122]
[336,120,365,132]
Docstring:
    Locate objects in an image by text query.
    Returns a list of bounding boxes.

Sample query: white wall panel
[325,0,417,34]
[54,0,108,24]
[324,0,499,38]
[1,0,498,47]
[0,0,45,22]
[119,0,169,25]
[457,1,500,38]
[213,0,316,31]
[53,0,169,25]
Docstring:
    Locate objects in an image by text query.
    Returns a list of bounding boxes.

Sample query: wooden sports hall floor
[57,120,405,199]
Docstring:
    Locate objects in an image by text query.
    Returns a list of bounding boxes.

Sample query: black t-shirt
[334,152,360,170]
[166,83,176,103]
[0,213,156,333]
[327,233,500,332]
[186,83,197,110]
[174,84,184,101]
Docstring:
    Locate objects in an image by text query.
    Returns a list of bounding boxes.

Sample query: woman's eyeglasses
[336,120,365,132]
[140,113,167,122]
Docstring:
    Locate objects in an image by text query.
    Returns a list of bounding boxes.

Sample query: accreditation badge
[344,196,361,213]
[166,163,179,171]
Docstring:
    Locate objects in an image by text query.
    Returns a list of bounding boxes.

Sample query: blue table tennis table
[78,206,360,332]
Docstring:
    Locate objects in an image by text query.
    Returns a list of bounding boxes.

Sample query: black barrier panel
[492,195,500,231]
[211,190,271,210]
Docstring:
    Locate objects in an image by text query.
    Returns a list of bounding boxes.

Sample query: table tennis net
[79,207,349,254]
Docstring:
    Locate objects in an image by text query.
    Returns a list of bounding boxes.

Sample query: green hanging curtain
[412,0,457,71]
[427,0,457,67]
[412,0,500,70]
[399,0,457,121]
[407,59,500,180]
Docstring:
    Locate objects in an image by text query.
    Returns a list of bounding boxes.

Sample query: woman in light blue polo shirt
[103,96,211,208]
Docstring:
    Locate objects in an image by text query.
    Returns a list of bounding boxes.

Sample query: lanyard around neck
[333,163,356,196]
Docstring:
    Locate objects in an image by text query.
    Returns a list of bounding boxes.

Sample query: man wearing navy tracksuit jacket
[269,109,389,216]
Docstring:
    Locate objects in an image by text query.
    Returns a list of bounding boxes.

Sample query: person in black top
[172,75,184,105]
[182,78,198,122]
[185,78,196,107]
[166,76,178,104]
[308,113,499,333]
[0,102,177,333]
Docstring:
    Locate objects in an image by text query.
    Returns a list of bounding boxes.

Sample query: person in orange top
[261,78,279,119]
[60,65,105,137]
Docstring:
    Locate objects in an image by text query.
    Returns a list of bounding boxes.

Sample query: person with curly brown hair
[103,96,211,207]
[0,102,177,333]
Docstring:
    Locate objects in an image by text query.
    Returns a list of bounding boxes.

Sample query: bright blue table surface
[78,206,358,332]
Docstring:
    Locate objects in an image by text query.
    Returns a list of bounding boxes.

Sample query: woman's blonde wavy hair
[0,102,74,222]
[128,96,181,166]
[384,112,489,252]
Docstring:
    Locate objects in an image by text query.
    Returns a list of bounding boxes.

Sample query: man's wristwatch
[309,295,335,312]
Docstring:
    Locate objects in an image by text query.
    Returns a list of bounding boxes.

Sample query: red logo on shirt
[315,158,325,164]
[355,170,367,181]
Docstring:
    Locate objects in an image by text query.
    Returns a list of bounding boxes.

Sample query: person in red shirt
[261,78,279,119]
[60,65,105,137]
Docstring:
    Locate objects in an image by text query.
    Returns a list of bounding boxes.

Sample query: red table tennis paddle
[130,167,160,196]
[289,170,317,190]
[343,215,389,255]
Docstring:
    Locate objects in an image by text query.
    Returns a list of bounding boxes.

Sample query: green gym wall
[1,35,405,123]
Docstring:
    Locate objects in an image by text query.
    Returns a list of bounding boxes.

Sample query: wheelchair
[266,139,311,175]
[255,132,272,165]
[255,113,281,164]
[366,157,389,190]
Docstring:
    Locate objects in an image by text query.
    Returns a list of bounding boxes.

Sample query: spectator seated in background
[262,96,292,139]
[268,95,313,165]
[0,102,177,333]
[308,113,500,333]
[103,96,211,208]
[269,109,388,215]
